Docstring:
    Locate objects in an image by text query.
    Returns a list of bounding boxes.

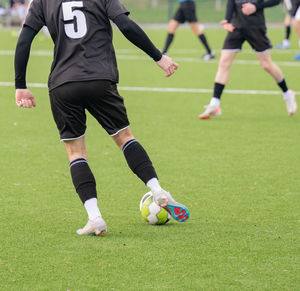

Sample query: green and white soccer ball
[139,192,171,225]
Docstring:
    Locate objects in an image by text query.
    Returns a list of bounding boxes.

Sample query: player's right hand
[219,20,235,32]
[156,54,179,77]
[15,89,36,108]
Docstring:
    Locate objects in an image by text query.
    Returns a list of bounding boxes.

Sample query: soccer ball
[139,192,171,225]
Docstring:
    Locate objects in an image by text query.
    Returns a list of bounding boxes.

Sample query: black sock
[70,158,97,204]
[122,139,157,184]
[199,34,211,54]
[213,82,225,99]
[162,33,174,54]
[285,25,291,40]
[277,78,288,93]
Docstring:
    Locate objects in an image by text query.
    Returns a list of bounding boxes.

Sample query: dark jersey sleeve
[24,0,45,32]
[14,25,39,89]
[225,0,235,22]
[113,14,162,62]
[255,0,281,10]
[105,0,130,20]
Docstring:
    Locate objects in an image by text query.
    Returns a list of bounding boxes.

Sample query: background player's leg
[256,51,297,115]
[199,50,237,119]
[162,20,180,54]
[277,15,292,49]
[293,18,300,60]
[189,22,214,60]
[64,136,106,235]
[111,127,190,222]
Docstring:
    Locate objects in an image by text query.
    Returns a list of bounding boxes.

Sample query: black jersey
[225,0,280,29]
[24,0,129,90]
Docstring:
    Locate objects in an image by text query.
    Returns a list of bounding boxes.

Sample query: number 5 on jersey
[62,1,87,39]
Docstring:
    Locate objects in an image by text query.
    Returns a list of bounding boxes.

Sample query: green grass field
[0,25,300,290]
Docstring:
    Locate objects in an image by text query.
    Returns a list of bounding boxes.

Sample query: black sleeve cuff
[15,80,27,89]
[153,50,162,62]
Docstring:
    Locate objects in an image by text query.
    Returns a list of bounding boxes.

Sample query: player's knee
[112,128,134,149]
[218,59,231,72]
[260,61,272,72]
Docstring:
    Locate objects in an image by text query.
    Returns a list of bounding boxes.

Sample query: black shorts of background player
[14,0,190,236]
[198,0,297,120]
[162,0,215,60]
[276,0,300,49]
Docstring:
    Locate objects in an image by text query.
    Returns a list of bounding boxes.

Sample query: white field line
[2,81,300,96]
[1,48,300,54]
[1,50,300,67]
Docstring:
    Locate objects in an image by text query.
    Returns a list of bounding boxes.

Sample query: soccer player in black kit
[14,0,190,236]
[199,0,297,119]
[162,0,214,60]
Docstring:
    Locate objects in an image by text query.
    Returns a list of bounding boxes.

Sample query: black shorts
[222,28,272,53]
[290,0,300,17]
[173,2,198,23]
[49,80,130,141]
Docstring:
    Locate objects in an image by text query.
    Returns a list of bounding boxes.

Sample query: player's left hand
[219,20,235,32]
[242,3,257,15]
[15,89,36,108]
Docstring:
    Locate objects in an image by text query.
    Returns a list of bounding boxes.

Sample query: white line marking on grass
[1,50,299,67]
[2,81,299,95]
[0,50,53,56]
[2,48,300,55]
[118,55,300,67]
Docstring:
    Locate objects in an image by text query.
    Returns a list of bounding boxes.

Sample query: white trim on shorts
[255,48,271,54]
[60,130,87,142]
[221,48,241,52]
[109,125,130,137]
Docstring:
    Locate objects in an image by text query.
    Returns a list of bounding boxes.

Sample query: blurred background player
[10,0,27,25]
[276,0,294,49]
[293,0,300,59]
[14,0,189,236]
[276,0,300,49]
[162,0,214,60]
[199,0,297,120]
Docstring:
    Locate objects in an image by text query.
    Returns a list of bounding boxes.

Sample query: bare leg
[256,51,283,82]
[111,127,135,149]
[294,19,300,41]
[167,19,180,34]
[162,20,180,54]
[189,22,213,57]
[293,18,300,59]
[189,22,203,35]
[64,136,87,162]
[199,50,237,119]
[215,50,238,84]
[256,51,297,115]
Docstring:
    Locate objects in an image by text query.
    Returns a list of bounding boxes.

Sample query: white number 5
[62,1,87,39]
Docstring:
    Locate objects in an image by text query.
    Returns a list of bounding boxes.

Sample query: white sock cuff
[282,89,291,100]
[84,198,101,220]
[146,178,162,192]
[209,97,220,108]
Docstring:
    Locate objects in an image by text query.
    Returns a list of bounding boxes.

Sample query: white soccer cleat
[276,39,290,50]
[76,216,107,236]
[151,189,189,222]
[284,90,297,116]
[202,52,215,61]
[198,105,222,119]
